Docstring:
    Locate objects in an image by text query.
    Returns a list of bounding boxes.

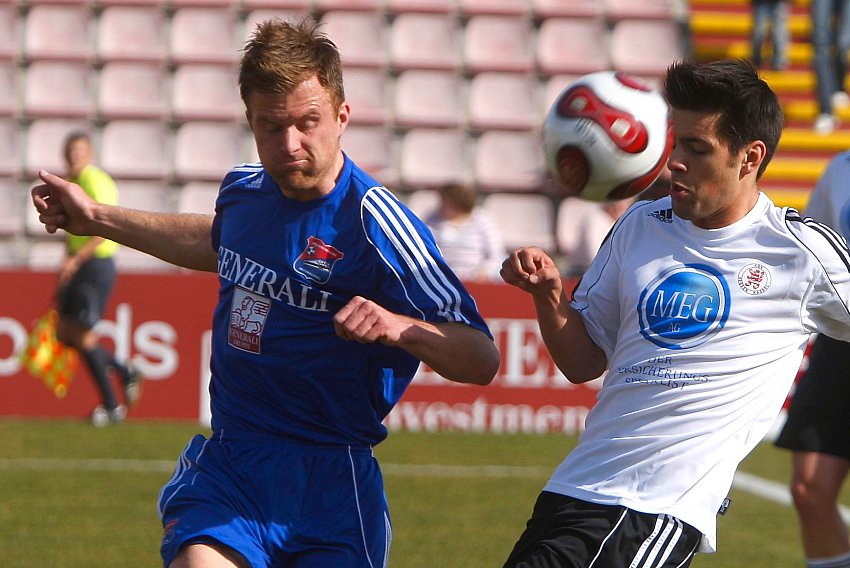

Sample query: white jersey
[548,193,850,552]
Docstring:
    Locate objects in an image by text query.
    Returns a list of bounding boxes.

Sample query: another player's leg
[789,450,850,567]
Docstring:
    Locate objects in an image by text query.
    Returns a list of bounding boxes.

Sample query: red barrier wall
[0,270,601,432]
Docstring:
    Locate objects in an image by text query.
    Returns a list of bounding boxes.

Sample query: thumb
[528,265,563,286]
[39,170,66,185]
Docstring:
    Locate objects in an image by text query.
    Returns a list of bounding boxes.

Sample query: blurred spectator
[750,0,790,71]
[423,183,505,282]
[811,0,850,135]
[56,131,142,426]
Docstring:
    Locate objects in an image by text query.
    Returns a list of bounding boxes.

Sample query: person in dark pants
[56,131,142,426]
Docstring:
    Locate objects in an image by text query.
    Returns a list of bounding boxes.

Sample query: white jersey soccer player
[547,192,850,552]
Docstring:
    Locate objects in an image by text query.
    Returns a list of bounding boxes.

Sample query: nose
[666,147,685,172]
[282,127,302,154]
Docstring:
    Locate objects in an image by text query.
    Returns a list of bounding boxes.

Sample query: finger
[39,169,65,185]
[528,265,562,286]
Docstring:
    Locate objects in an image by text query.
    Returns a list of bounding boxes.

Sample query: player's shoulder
[617,196,675,230]
[782,206,850,264]
[220,162,265,193]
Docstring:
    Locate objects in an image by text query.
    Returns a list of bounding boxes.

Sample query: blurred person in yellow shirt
[56,131,142,426]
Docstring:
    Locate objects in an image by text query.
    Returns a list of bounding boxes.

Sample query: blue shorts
[158,433,391,568]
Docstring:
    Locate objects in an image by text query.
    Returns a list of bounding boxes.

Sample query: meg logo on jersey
[638,264,730,350]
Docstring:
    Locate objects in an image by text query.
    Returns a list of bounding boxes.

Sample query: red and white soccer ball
[542,71,672,202]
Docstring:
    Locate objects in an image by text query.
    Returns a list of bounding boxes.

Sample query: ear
[740,141,766,177]
[337,101,351,133]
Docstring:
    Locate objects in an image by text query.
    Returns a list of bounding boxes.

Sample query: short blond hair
[239,18,345,110]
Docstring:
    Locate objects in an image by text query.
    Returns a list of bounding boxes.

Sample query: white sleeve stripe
[369,188,467,320]
[363,187,469,324]
[220,171,262,192]
[364,188,466,322]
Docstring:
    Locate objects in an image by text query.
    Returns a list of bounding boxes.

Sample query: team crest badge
[293,236,344,284]
[737,263,771,295]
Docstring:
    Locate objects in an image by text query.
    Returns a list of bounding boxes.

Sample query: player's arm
[333,296,499,385]
[32,170,218,272]
[501,247,607,383]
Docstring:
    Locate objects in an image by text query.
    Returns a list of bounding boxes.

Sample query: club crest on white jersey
[737,263,771,295]
[638,264,730,350]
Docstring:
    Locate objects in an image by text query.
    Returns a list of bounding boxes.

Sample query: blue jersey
[208,154,491,446]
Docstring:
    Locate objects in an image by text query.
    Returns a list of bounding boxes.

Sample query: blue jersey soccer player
[31,18,499,568]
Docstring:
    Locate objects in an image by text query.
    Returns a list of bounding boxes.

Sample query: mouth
[669,182,689,198]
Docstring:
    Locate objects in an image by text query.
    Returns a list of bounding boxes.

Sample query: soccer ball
[542,71,672,202]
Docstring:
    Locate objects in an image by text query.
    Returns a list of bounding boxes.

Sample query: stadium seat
[390,13,461,71]
[97,62,169,120]
[0,178,24,237]
[23,61,94,119]
[542,74,582,118]
[609,19,685,78]
[0,240,24,268]
[0,62,17,117]
[459,0,530,17]
[116,179,173,213]
[99,119,171,180]
[177,181,219,214]
[343,67,392,126]
[96,6,168,64]
[0,121,19,178]
[96,0,165,6]
[399,128,472,189]
[604,0,679,21]
[241,0,314,12]
[531,0,602,18]
[556,196,614,273]
[474,130,545,192]
[340,125,398,188]
[27,240,66,270]
[404,188,440,219]
[23,5,93,62]
[320,11,388,68]
[24,118,90,177]
[481,193,555,251]
[0,5,19,61]
[174,122,246,183]
[167,0,233,6]
[169,7,241,66]
[314,0,382,13]
[463,15,534,74]
[393,70,465,129]
[384,0,457,14]
[467,72,539,131]
[243,9,312,41]
[172,64,243,122]
[535,17,610,76]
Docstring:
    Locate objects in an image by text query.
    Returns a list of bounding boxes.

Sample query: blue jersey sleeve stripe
[363,188,470,324]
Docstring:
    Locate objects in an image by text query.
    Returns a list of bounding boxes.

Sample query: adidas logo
[649,208,673,224]
[245,174,263,189]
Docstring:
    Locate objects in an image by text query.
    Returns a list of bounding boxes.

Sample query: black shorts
[503,492,701,568]
[57,257,116,330]
[775,334,850,459]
